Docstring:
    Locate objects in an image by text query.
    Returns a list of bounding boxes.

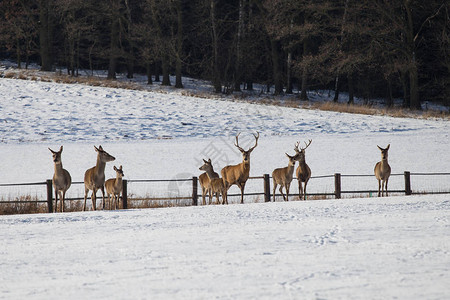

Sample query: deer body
[83,145,115,211]
[198,173,211,205]
[221,132,259,204]
[199,159,226,204]
[105,165,124,210]
[294,140,312,200]
[49,146,71,212]
[272,153,297,202]
[374,144,391,197]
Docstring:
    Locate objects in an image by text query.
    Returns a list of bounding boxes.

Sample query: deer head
[234,132,259,163]
[49,146,64,164]
[285,153,297,166]
[114,165,124,178]
[294,139,312,161]
[199,158,213,172]
[95,145,116,163]
[377,144,390,160]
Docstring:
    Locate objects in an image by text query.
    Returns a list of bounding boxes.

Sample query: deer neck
[95,156,107,177]
[54,162,64,176]
[204,168,217,179]
[115,174,123,188]
[287,162,295,176]
[241,160,250,176]
[298,158,307,168]
[380,158,389,169]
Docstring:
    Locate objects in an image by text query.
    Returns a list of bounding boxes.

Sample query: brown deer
[221,132,259,204]
[105,165,124,210]
[199,159,227,204]
[294,140,312,200]
[198,158,219,205]
[374,144,391,197]
[83,145,115,211]
[272,152,299,202]
[49,146,72,212]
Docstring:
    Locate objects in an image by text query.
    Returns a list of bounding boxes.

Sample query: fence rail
[0,171,449,214]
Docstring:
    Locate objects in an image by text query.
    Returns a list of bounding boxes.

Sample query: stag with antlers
[221,132,259,204]
[294,139,312,200]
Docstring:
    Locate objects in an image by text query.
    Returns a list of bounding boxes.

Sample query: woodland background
[0,0,449,109]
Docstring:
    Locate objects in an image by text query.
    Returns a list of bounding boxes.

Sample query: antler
[294,141,300,153]
[248,132,259,152]
[234,132,245,152]
[294,139,312,152]
[303,139,312,150]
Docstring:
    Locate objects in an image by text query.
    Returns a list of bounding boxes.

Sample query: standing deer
[221,132,259,204]
[272,152,299,202]
[83,145,115,211]
[199,159,227,204]
[198,158,219,205]
[105,165,124,210]
[294,139,312,200]
[374,144,391,197]
[49,146,72,212]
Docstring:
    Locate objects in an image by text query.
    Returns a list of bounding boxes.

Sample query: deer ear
[59,145,63,152]
[98,145,104,151]
[203,159,208,163]
[94,145,99,152]
[208,158,211,163]
[119,165,122,170]
[386,144,390,150]
[377,145,382,151]
[48,147,55,154]
[114,166,117,171]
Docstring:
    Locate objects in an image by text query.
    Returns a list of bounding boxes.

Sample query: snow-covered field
[0,76,449,299]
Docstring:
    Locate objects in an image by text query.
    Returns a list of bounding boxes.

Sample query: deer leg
[279,186,286,201]
[272,182,277,202]
[378,179,381,197]
[92,189,97,211]
[101,187,105,210]
[61,191,65,212]
[239,182,246,204]
[83,188,89,211]
[201,188,206,205]
[298,180,303,200]
[286,183,290,202]
[54,189,58,213]
[385,179,389,196]
[303,180,308,200]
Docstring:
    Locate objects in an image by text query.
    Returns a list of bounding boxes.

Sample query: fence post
[263,174,271,202]
[404,171,412,195]
[46,179,53,213]
[192,176,198,206]
[334,173,341,199]
[122,180,128,209]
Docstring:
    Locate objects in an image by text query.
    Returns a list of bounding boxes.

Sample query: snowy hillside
[0,77,449,299]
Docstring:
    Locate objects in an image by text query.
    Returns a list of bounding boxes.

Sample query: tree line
[0,0,448,109]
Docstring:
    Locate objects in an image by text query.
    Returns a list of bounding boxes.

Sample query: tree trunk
[175,0,183,88]
[125,0,134,79]
[210,0,221,93]
[161,54,171,86]
[234,0,245,92]
[348,73,354,104]
[271,39,283,95]
[147,63,153,85]
[107,1,120,80]
[404,0,420,109]
[300,39,308,100]
[39,0,53,71]
[286,18,294,94]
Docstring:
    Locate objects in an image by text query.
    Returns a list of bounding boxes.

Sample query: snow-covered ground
[0,76,449,299]
[1,195,449,299]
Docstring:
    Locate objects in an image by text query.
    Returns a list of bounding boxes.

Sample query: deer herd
[48,133,392,212]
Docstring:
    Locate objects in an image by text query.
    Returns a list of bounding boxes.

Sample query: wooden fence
[0,171,449,214]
